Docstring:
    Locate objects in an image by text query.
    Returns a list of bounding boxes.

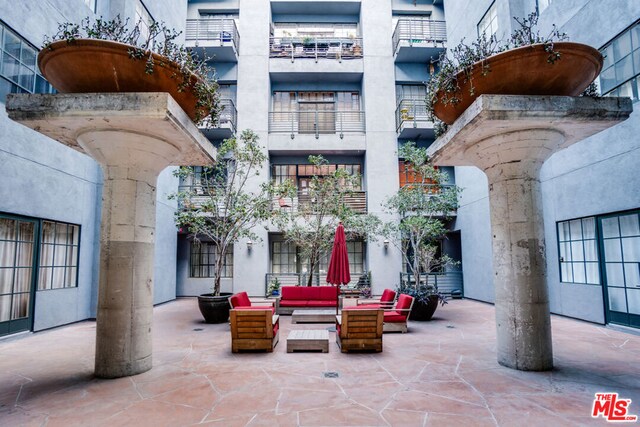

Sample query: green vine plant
[43,16,221,126]
[427,12,570,137]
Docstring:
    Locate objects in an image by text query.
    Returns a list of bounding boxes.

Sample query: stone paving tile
[1,298,640,426]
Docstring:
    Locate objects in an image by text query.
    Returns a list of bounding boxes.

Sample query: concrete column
[426,95,632,371]
[7,93,215,378]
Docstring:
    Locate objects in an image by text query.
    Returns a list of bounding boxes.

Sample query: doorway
[0,215,38,336]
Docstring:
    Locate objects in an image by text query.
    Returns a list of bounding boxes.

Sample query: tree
[381,142,461,296]
[171,130,279,296]
[275,155,379,286]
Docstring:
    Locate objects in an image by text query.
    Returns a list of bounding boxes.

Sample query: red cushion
[281,286,309,300]
[234,306,275,314]
[380,289,396,303]
[336,323,341,336]
[352,303,381,309]
[279,300,309,307]
[272,321,279,336]
[230,292,251,308]
[307,300,336,307]
[318,286,337,301]
[383,311,407,323]
[396,294,414,311]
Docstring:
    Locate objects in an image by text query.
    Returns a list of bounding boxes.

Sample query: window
[135,1,154,45]
[272,23,358,39]
[271,163,363,191]
[83,0,96,12]
[190,242,233,278]
[0,20,55,102]
[477,2,498,38]
[600,20,640,101]
[557,217,600,284]
[537,0,552,13]
[271,240,365,275]
[38,221,80,290]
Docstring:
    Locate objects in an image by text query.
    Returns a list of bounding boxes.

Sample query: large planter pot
[38,39,203,121]
[198,293,232,324]
[409,295,439,321]
[433,42,603,125]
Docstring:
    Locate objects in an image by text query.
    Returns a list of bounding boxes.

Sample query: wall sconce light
[247,240,253,251]
[383,239,389,251]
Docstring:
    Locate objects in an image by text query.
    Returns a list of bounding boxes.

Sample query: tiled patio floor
[1,298,639,426]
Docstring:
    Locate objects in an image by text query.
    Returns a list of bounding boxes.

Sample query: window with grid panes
[271,241,298,274]
[190,243,233,278]
[0,20,55,102]
[600,20,640,101]
[38,221,80,290]
[557,217,600,284]
[477,2,498,38]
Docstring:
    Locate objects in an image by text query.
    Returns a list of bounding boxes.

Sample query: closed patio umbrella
[326,222,351,315]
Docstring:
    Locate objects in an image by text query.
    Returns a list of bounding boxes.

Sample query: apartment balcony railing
[392,19,447,53]
[269,36,363,61]
[186,19,240,54]
[273,190,367,214]
[268,110,365,138]
[265,272,366,296]
[400,271,464,297]
[197,98,237,138]
[395,99,431,132]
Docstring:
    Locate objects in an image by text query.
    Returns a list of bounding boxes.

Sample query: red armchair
[383,294,415,333]
[229,291,275,314]
[355,288,396,309]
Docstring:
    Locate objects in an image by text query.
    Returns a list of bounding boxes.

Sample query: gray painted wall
[444,0,640,324]
[0,0,184,332]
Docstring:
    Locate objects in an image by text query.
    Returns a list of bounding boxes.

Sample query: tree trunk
[213,246,226,296]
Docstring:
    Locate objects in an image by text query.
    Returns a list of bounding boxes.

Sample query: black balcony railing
[392,19,447,53]
[186,19,240,53]
[395,99,431,131]
[269,36,363,61]
[198,98,237,132]
[399,271,463,296]
[265,272,365,296]
[268,110,365,137]
[273,190,367,213]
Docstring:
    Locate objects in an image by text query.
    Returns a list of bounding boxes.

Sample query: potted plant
[40,16,221,126]
[268,277,281,297]
[426,13,602,127]
[171,130,286,323]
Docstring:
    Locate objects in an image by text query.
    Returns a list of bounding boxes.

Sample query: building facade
[1,0,638,338]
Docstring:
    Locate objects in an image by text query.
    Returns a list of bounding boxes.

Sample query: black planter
[198,293,232,324]
[409,295,439,321]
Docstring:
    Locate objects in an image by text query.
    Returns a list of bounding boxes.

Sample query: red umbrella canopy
[326,222,351,285]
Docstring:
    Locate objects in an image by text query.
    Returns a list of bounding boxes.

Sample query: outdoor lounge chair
[336,309,383,353]
[229,291,275,314]
[230,309,279,353]
[355,288,396,309]
[382,293,414,333]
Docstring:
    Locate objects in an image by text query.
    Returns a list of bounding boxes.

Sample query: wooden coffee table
[291,309,336,324]
[287,329,330,353]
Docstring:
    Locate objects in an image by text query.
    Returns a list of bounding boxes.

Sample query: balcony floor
[1,298,639,426]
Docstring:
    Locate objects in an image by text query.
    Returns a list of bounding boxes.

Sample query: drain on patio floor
[193,328,203,331]
[446,325,455,328]
[323,372,339,378]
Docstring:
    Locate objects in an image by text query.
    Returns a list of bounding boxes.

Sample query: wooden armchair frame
[230,309,279,353]
[336,309,383,353]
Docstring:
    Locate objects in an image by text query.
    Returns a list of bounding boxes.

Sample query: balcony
[399,271,463,297]
[269,36,363,62]
[185,19,239,62]
[395,99,434,139]
[392,19,446,62]
[200,98,237,140]
[269,110,365,136]
[273,190,367,214]
[397,183,458,217]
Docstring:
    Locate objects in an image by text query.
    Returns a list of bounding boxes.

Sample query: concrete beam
[6,93,216,378]
[426,95,632,371]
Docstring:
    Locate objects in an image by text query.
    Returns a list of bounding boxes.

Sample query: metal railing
[395,99,431,131]
[392,19,447,53]
[268,110,365,137]
[399,183,456,192]
[198,98,237,132]
[400,271,463,297]
[273,190,367,213]
[269,36,363,61]
[186,19,240,53]
[265,272,365,296]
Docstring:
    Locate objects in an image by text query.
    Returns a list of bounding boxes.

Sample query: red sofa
[277,286,338,314]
